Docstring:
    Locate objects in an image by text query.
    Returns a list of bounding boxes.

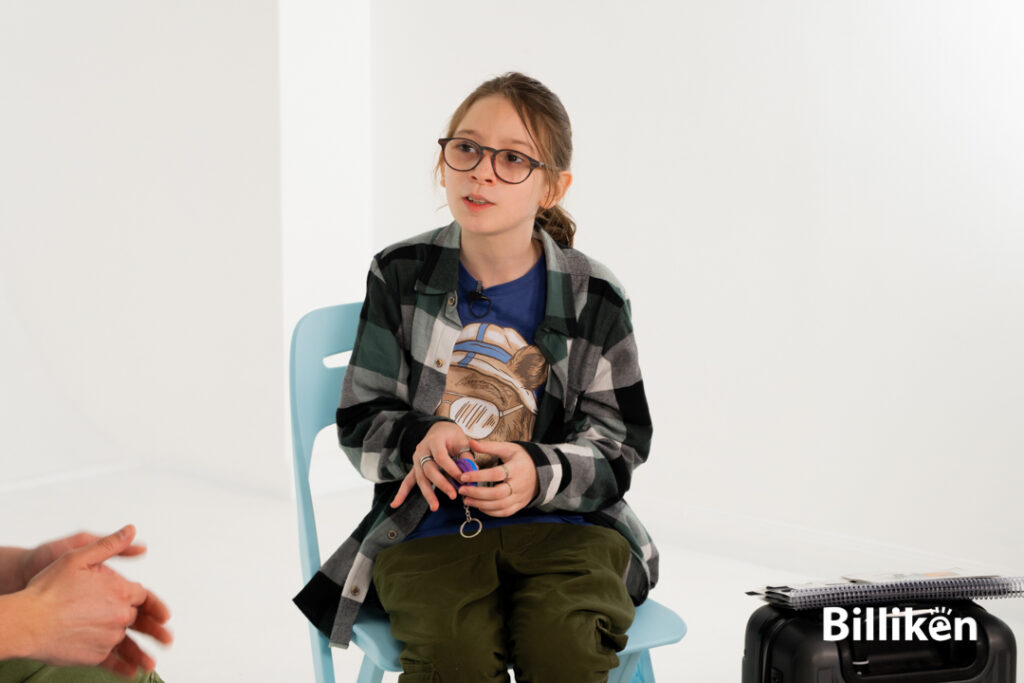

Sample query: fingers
[99,595,168,676]
[391,422,476,509]
[459,482,512,503]
[426,442,459,499]
[139,589,172,625]
[408,440,460,511]
[113,634,156,673]
[458,439,537,516]
[460,464,508,485]
[132,590,172,645]
[98,650,138,679]
[390,470,417,508]
[390,454,459,510]
[48,533,101,561]
[99,635,153,678]
[75,525,136,568]
[413,457,441,511]
[468,438,517,460]
[132,611,174,645]
[123,579,149,608]
[460,440,523,485]
[430,441,464,481]
[95,568,150,610]
[460,484,521,517]
[124,588,173,645]
[117,544,148,558]
[63,532,147,558]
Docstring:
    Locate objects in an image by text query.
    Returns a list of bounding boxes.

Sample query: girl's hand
[458,438,539,517]
[390,421,469,511]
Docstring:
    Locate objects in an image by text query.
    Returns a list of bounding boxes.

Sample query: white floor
[3,467,1022,682]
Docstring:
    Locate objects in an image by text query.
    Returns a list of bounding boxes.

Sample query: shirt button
[386,529,398,540]
[447,296,456,306]
[435,358,443,368]
[350,586,361,596]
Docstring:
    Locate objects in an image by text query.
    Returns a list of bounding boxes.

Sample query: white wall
[279,0,373,495]
[372,1,1024,569]
[0,2,285,495]
[1,0,1021,581]
[280,0,372,329]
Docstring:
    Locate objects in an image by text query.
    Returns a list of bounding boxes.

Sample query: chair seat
[351,597,687,675]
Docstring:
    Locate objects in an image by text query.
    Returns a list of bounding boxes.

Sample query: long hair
[438,72,576,246]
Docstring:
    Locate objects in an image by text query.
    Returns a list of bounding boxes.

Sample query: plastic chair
[291,303,687,683]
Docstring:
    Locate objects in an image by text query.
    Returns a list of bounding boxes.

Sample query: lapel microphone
[467,281,492,318]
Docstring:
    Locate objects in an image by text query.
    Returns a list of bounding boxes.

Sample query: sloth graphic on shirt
[435,322,547,469]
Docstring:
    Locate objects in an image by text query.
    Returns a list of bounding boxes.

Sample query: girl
[295,72,658,683]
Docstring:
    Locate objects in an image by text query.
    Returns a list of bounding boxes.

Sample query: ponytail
[536,204,575,247]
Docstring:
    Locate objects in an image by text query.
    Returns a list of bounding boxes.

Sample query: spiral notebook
[747,570,1024,610]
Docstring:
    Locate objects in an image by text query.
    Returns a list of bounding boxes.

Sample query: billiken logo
[823,605,978,642]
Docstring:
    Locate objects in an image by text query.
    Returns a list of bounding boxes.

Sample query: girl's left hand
[458,438,540,517]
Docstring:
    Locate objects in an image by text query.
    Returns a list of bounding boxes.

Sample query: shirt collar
[414,221,579,337]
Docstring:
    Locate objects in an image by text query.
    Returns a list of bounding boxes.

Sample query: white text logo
[823,606,977,642]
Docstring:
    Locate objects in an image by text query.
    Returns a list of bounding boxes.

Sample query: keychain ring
[460,518,483,539]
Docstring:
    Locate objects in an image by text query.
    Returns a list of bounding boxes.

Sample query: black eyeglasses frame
[437,137,547,185]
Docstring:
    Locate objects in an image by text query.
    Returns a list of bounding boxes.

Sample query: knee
[434,639,504,680]
[398,629,507,682]
[511,612,625,683]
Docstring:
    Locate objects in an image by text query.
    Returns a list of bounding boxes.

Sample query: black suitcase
[742,601,1016,682]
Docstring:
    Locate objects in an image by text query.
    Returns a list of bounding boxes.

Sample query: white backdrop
[2,0,1022,581]
[0,2,284,495]
[368,0,1024,570]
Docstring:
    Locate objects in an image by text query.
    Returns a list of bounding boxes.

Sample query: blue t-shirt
[457,257,546,344]
[405,254,587,541]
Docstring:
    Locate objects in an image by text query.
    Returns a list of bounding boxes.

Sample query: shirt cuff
[515,440,565,508]
[398,415,456,465]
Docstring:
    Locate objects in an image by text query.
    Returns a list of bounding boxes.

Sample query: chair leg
[310,627,336,683]
[356,656,386,683]
[632,650,655,683]
[608,651,641,683]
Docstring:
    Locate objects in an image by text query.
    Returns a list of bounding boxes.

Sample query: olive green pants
[0,660,164,683]
[373,523,635,683]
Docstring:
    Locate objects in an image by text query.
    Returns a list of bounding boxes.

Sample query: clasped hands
[15,525,172,677]
[391,421,540,517]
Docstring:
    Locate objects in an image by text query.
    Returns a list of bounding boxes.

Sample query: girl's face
[441,95,556,242]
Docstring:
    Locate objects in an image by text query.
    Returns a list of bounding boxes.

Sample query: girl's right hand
[390,421,470,511]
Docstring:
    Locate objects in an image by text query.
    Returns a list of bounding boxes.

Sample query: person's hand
[16,531,146,593]
[21,524,172,677]
[458,438,540,517]
[391,421,470,511]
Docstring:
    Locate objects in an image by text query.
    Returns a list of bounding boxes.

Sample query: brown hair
[437,72,576,247]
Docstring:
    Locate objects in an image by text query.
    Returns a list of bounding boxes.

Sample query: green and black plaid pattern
[294,222,658,647]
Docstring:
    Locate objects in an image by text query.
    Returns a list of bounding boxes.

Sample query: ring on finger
[419,455,435,468]
[504,481,513,497]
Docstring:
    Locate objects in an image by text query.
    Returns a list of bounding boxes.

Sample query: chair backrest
[290,302,361,579]
[290,302,362,683]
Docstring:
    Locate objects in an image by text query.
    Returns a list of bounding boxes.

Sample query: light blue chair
[290,303,687,683]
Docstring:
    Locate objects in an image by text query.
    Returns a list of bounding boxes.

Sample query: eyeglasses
[438,137,547,184]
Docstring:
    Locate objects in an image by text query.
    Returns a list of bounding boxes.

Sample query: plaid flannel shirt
[293,222,658,647]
